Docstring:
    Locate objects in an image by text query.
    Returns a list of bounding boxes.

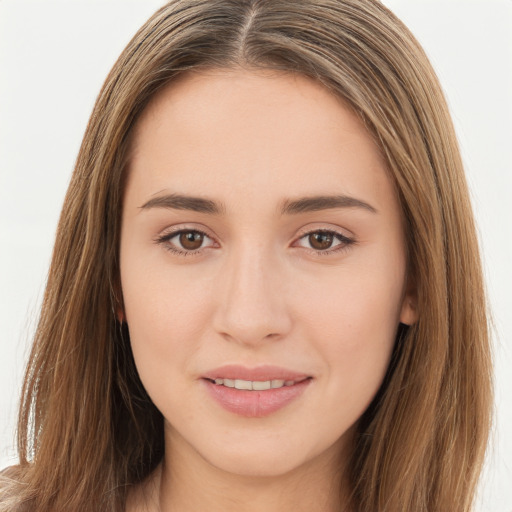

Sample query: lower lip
[203,379,311,418]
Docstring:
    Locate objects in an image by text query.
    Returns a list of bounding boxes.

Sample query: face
[119,69,416,478]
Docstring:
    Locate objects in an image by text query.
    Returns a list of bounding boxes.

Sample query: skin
[120,68,417,512]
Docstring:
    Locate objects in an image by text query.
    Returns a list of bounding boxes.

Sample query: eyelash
[154,228,355,257]
[154,228,215,257]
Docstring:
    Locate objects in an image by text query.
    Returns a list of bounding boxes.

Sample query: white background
[0,1,510,511]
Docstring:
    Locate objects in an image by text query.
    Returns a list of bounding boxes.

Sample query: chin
[179,422,350,480]
[203,447,313,478]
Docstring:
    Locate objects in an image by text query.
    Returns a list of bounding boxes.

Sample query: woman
[0,1,492,511]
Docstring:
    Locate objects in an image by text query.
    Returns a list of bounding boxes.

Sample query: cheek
[120,250,215,389]
[120,270,218,428]
[297,260,404,342]
[295,262,404,409]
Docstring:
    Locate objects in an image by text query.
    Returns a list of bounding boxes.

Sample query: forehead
[126,68,396,216]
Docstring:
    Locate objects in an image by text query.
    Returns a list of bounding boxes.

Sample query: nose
[212,245,293,346]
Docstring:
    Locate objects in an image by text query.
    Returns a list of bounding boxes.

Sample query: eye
[155,229,215,255]
[295,229,354,254]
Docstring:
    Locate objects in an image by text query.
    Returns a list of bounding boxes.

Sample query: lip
[202,364,310,382]
[202,365,312,418]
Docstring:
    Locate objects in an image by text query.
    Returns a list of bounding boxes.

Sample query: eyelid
[292,225,356,255]
[153,223,356,257]
[294,223,355,240]
[154,224,218,255]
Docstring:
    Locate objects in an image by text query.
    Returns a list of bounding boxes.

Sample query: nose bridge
[213,241,291,344]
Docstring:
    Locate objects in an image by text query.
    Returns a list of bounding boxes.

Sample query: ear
[399,278,418,326]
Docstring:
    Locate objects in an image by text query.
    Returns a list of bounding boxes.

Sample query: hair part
[2,1,492,511]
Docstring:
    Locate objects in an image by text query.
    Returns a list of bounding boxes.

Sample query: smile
[202,366,313,417]
[208,377,308,390]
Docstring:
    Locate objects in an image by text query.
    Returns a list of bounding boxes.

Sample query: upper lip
[202,364,311,382]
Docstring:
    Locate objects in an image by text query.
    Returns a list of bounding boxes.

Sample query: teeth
[234,379,252,390]
[212,378,297,390]
[253,380,271,390]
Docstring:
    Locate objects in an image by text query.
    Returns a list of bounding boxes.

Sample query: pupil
[180,232,203,250]
[309,232,333,250]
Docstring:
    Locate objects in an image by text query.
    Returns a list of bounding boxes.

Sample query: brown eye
[156,228,215,255]
[179,231,204,250]
[295,229,354,254]
[308,232,334,250]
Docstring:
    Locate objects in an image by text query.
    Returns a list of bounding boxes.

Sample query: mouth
[202,365,313,417]
[204,376,311,391]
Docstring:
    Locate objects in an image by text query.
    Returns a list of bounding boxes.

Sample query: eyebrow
[139,193,377,215]
[280,195,377,215]
[140,193,225,214]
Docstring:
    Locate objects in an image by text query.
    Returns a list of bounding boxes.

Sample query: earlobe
[399,272,418,326]
[399,292,418,326]
[400,283,418,325]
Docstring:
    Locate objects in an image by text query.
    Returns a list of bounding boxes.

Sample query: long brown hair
[1,1,492,511]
